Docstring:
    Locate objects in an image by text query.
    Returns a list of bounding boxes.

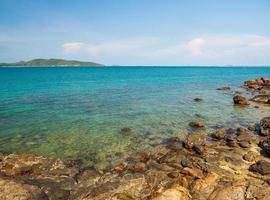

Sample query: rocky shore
[1,77,270,200]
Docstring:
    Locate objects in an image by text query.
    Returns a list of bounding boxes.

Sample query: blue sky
[0,0,270,65]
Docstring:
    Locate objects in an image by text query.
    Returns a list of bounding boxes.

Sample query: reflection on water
[0,67,270,170]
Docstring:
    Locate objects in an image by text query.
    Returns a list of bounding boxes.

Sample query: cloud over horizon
[62,34,270,65]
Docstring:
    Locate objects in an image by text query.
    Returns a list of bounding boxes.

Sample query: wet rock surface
[233,95,250,105]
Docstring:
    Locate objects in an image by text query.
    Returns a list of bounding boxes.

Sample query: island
[0,58,104,67]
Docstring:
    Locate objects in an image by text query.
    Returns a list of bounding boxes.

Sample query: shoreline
[1,77,270,199]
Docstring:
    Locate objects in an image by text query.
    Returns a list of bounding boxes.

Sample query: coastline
[1,77,270,199]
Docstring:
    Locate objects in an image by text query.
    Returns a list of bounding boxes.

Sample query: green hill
[0,58,104,67]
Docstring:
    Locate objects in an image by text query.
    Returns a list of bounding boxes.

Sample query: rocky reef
[1,78,270,200]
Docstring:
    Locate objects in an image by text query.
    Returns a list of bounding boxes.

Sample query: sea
[0,66,269,170]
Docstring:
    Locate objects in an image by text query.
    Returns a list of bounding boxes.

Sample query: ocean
[0,66,269,170]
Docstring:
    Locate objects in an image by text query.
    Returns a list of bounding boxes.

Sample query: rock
[251,95,270,104]
[226,140,238,147]
[260,117,270,136]
[120,127,132,134]
[167,171,179,178]
[238,141,250,148]
[243,151,258,162]
[193,145,204,155]
[259,137,270,156]
[189,121,205,128]
[193,98,203,102]
[181,159,193,168]
[217,86,231,90]
[233,95,250,105]
[153,185,191,200]
[184,133,205,149]
[250,160,270,175]
[128,162,147,173]
[138,152,150,163]
[209,182,247,200]
[114,163,127,173]
[0,177,48,200]
[191,172,219,198]
[180,167,202,178]
[211,129,226,140]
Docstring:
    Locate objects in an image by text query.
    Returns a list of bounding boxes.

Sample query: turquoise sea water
[0,67,270,170]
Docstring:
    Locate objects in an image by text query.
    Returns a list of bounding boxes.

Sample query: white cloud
[62,34,270,65]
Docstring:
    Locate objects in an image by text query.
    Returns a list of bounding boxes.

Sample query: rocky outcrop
[244,77,270,94]
[1,117,270,199]
[233,95,250,105]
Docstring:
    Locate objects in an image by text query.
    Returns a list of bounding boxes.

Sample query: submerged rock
[217,86,231,90]
[120,127,132,134]
[233,95,250,105]
[189,121,205,128]
[193,98,203,102]
[251,95,270,104]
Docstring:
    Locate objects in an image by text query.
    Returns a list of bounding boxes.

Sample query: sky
[0,0,270,66]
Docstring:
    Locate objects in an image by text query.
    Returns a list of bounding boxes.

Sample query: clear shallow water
[0,67,270,170]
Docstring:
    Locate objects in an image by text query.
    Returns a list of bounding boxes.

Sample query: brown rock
[243,151,258,162]
[114,163,126,173]
[153,185,191,200]
[260,117,270,136]
[0,177,47,200]
[191,172,219,198]
[250,160,270,175]
[233,95,250,105]
[167,171,179,178]
[189,121,205,128]
[128,162,147,173]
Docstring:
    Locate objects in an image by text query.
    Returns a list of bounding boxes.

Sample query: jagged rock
[114,163,127,173]
[233,95,250,105]
[260,117,270,136]
[250,160,270,175]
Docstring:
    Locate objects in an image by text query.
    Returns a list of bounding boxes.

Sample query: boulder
[233,95,250,105]
[260,117,270,136]
[250,160,270,175]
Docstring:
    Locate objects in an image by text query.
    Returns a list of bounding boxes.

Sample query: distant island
[0,58,104,67]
